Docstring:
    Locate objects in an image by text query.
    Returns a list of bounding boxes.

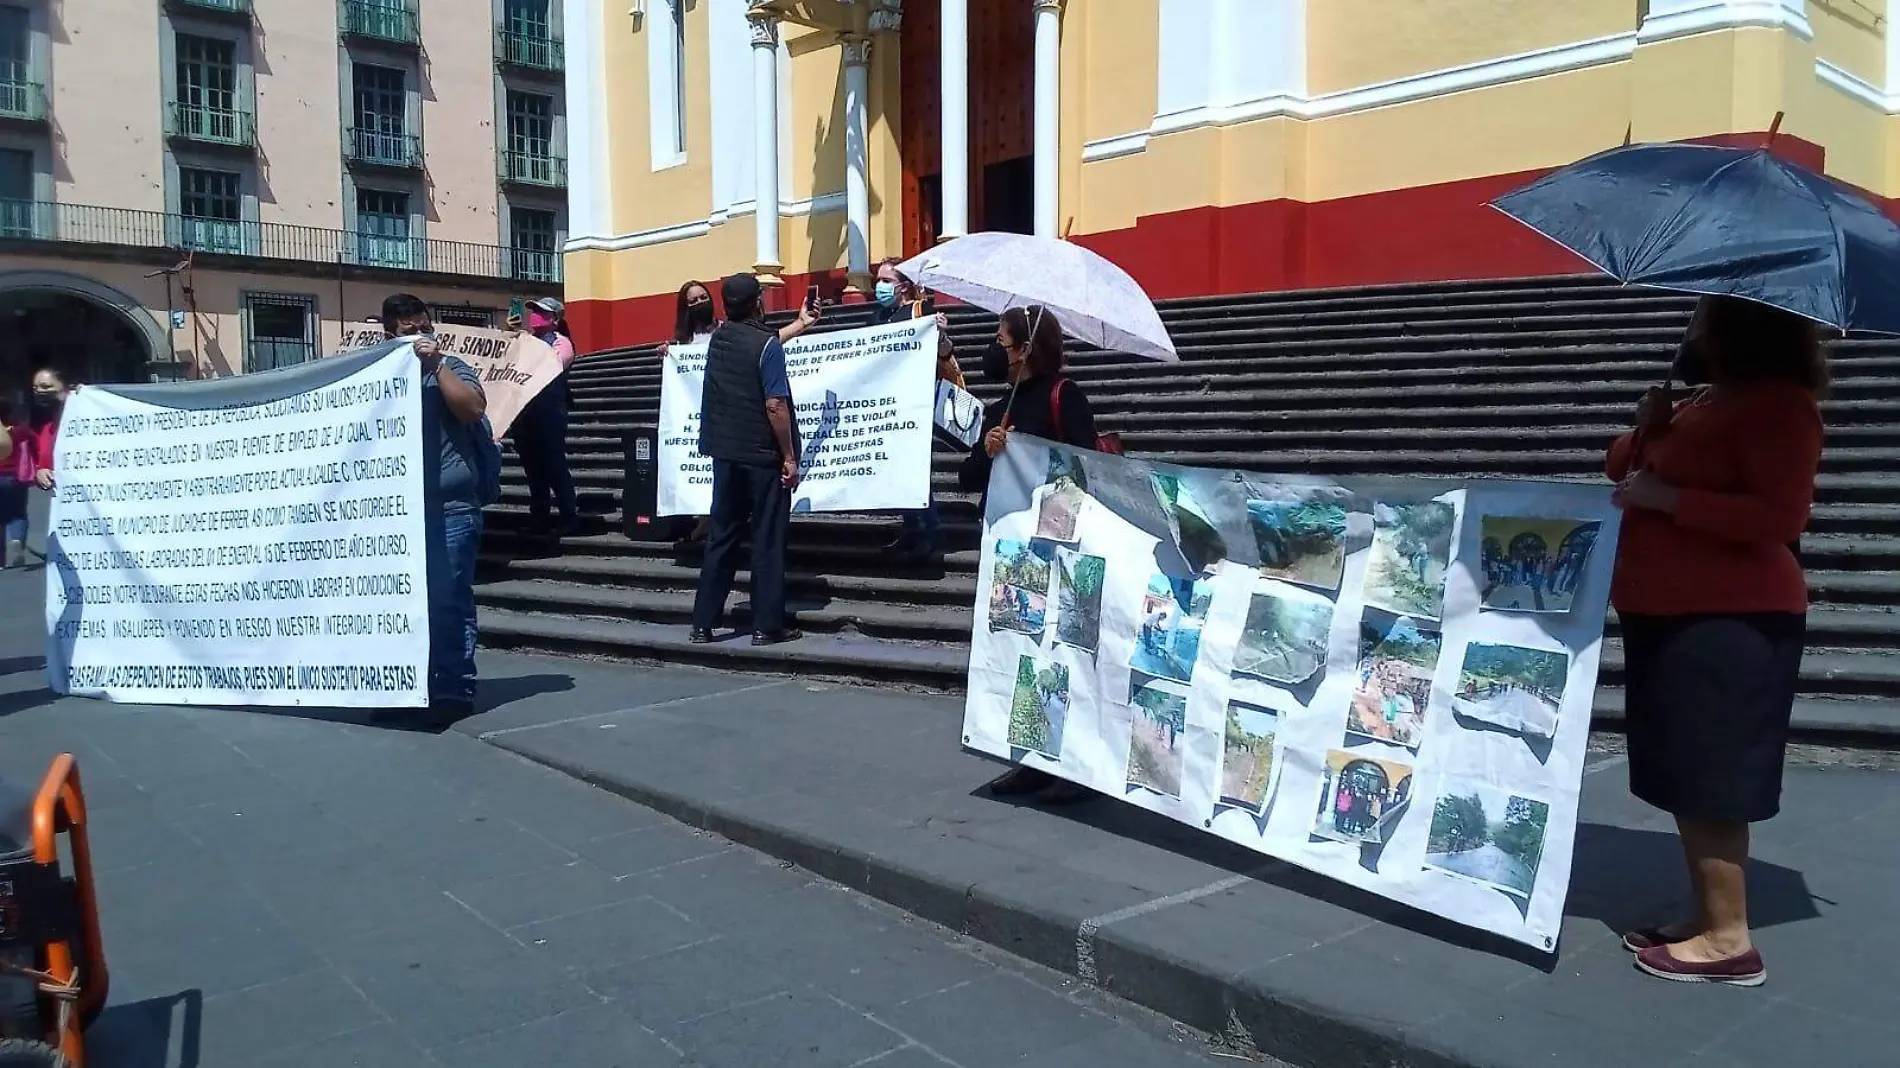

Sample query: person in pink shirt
[25,368,66,489]
[511,297,579,536]
[1,393,30,567]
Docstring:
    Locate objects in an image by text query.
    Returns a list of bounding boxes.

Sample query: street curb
[478,733,1475,1068]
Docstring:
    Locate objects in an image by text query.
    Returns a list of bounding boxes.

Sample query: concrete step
[478,552,978,607]
[476,605,968,688]
[477,578,971,641]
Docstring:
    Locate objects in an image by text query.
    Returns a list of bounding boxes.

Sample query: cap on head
[527,296,565,317]
[721,272,762,312]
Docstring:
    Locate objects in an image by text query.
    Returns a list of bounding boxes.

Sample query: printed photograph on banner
[1453,643,1569,740]
[1129,573,1213,683]
[1425,778,1551,907]
[1247,498,1348,591]
[1347,613,1441,750]
[1052,548,1107,653]
[1314,749,1415,846]
[988,540,1052,638]
[1235,587,1334,686]
[1036,449,1090,543]
[1365,500,1458,620]
[1126,674,1190,798]
[1220,700,1281,814]
[1007,655,1070,759]
[1150,470,1229,572]
[1478,517,1601,614]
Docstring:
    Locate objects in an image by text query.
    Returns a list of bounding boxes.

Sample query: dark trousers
[692,458,790,632]
[515,380,577,523]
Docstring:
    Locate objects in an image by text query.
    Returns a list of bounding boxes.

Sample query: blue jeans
[0,476,25,546]
[428,505,483,705]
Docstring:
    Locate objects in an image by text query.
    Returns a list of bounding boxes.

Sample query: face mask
[874,281,899,308]
[527,310,555,333]
[29,393,59,415]
[686,301,715,332]
[981,342,1012,383]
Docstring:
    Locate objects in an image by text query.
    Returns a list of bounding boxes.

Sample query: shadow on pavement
[0,655,43,678]
[476,671,575,714]
[85,989,203,1068]
[997,786,1818,967]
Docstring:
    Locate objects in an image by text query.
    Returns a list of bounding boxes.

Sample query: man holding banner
[382,294,491,721]
[689,274,813,647]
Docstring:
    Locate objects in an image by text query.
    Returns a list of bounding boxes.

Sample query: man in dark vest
[690,272,816,646]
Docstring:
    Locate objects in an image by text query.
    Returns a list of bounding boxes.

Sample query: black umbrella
[1491,139,1900,335]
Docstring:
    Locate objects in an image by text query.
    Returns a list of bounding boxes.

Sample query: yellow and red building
[562,0,1900,352]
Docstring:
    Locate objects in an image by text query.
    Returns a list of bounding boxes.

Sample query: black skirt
[1620,612,1806,823]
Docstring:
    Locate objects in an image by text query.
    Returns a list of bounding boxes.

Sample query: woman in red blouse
[1607,295,1826,987]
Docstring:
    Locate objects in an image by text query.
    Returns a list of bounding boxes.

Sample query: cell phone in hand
[805,285,820,311]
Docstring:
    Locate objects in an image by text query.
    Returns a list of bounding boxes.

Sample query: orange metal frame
[31,754,108,1066]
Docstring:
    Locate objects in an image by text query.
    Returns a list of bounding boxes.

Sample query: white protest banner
[658,317,938,516]
[935,380,984,448]
[964,438,1620,950]
[342,324,563,439]
[44,344,430,708]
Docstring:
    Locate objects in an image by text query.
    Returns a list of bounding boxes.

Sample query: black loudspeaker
[621,428,673,541]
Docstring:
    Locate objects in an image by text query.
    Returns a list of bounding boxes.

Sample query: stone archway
[0,270,165,394]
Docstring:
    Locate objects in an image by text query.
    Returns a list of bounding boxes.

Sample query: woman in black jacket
[959,305,1098,500]
[965,305,1098,802]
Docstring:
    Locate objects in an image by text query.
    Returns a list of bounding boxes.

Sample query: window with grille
[175,33,239,140]
[647,0,686,165]
[505,91,556,184]
[356,187,413,268]
[510,206,557,281]
[245,293,316,373]
[179,167,243,253]
[432,305,495,328]
[351,63,410,163]
[0,147,32,236]
[503,0,549,39]
[0,5,30,114]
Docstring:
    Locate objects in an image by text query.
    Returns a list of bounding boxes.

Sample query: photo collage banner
[962,437,1622,950]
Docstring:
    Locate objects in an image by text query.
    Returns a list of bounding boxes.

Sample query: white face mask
[874,281,900,307]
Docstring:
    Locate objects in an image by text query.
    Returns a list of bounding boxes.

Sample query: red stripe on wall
[569,131,1845,354]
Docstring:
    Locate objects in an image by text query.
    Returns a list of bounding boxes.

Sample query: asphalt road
[0,575,1242,1068]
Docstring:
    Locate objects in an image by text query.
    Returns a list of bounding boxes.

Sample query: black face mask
[1672,339,1708,387]
[686,301,715,333]
[29,393,59,414]
[981,342,1012,383]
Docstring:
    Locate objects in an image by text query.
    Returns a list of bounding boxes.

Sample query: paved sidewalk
[0,572,1234,1067]
[461,650,1900,1068]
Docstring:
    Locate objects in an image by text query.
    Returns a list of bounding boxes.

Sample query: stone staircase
[476,275,1900,740]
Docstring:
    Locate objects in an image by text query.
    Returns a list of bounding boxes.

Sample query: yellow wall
[573,3,1900,308]
[1809,0,1886,85]
[1307,0,1637,95]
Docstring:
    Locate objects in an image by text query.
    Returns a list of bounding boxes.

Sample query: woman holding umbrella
[1606,295,1824,987]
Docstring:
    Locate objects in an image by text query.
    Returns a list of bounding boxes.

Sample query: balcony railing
[167,0,252,17]
[512,248,559,283]
[496,29,564,72]
[500,150,567,188]
[341,0,419,45]
[0,199,561,283]
[0,80,47,123]
[167,102,257,149]
[345,127,422,169]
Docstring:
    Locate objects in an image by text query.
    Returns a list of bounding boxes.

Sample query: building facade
[563,0,1900,352]
[0,0,571,387]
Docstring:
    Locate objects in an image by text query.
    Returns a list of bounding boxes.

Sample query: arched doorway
[0,272,162,401]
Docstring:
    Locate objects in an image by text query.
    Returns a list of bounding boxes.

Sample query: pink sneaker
[1634,944,1766,986]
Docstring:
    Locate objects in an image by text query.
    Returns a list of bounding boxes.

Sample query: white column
[940,0,970,239]
[748,5,784,280]
[1887,1,1900,102]
[842,35,873,289]
[1032,0,1062,238]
